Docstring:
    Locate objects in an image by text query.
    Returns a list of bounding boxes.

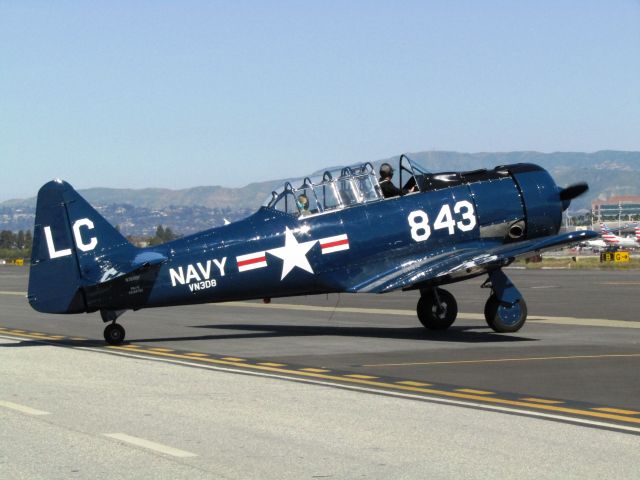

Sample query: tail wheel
[484,294,527,333]
[104,323,126,345]
[417,288,458,330]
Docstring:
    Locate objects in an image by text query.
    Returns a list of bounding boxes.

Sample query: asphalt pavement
[1,265,640,478]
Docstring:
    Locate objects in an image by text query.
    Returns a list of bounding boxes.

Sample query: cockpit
[264,155,432,218]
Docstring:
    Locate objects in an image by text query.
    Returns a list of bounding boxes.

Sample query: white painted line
[89,347,640,435]
[0,291,27,296]
[0,400,50,416]
[104,433,197,458]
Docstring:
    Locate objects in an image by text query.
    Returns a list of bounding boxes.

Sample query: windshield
[265,163,383,217]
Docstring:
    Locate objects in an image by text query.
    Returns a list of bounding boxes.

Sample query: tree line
[0,225,180,262]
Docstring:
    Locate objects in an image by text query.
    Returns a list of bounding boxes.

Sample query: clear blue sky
[1,1,639,201]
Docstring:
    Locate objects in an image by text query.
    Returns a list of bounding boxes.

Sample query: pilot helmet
[297,194,309,210]
[380,163,394,178]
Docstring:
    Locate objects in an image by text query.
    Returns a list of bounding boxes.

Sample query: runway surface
[1,265,640,477]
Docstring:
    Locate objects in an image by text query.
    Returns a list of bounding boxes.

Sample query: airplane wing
[349,230,598,293]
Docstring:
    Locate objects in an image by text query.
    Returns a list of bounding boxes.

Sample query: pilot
[297,194,311,216]
[379,163,401,198]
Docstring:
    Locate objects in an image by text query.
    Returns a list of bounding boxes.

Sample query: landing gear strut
[483,269,527,333]
[417,287,458,330]
[100,309,127,346]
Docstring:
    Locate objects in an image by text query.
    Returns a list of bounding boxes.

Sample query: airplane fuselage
[83,164,563,312]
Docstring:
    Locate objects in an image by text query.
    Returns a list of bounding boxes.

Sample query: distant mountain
[2,151,638,234]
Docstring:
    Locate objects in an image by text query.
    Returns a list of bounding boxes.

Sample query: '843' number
[408,201,477,242]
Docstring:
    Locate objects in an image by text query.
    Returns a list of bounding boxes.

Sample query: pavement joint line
[520,397,565,405]
[361,353,640,367]
[0,400,50,416]
[592,407,640,416]
[102,345,640,426]
[103,433,197,458]
[88,346,640,435]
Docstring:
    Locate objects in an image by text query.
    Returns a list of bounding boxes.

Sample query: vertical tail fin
[28,180,136,313]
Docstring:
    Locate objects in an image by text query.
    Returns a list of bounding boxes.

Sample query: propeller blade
[560,182,589,202]
[559,182,589,211]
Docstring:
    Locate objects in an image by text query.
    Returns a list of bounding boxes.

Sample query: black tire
[484,294,527,333]
[104,323,126,345]
[417,288,458,330]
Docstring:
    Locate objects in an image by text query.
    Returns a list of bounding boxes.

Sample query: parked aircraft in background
[580,237,608,251]
[28,156,596,345]
[600,223,640,249]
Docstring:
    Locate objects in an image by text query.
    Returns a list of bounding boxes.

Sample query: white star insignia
[267,227,317,280]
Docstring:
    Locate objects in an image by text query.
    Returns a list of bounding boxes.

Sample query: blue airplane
[27,156,597,345]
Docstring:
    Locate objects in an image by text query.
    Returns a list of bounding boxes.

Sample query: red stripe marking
[237,256,266,267]
[321,239,349,249]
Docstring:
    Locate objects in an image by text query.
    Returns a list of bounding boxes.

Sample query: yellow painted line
[396,381,432,387]
[2,331,59,341]
[529,317,640,329]
[184,352,210,357]
[521,397,565,405]
[344,374,379,380]
[0,291,26,296]
[257,362,286,367]
[362,353,640,368]
[221,357,245,362]
[10,330,25,333]
[300,368,330,373]
[147,348,174,353]
[105,346,640,425]
[212,301,640,329]
[120,344,142,349]
[455,389,494,395]
[593,407,640,416]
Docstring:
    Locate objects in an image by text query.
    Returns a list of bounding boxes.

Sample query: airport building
[592,196,640,223]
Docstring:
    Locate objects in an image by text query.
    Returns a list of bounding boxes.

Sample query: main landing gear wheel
[417,288,458,330]
[484,294,527,333]
[104,323,125,346]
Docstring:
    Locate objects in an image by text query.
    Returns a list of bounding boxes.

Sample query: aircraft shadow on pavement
[0,338,103,349]
[131,324,536,344]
